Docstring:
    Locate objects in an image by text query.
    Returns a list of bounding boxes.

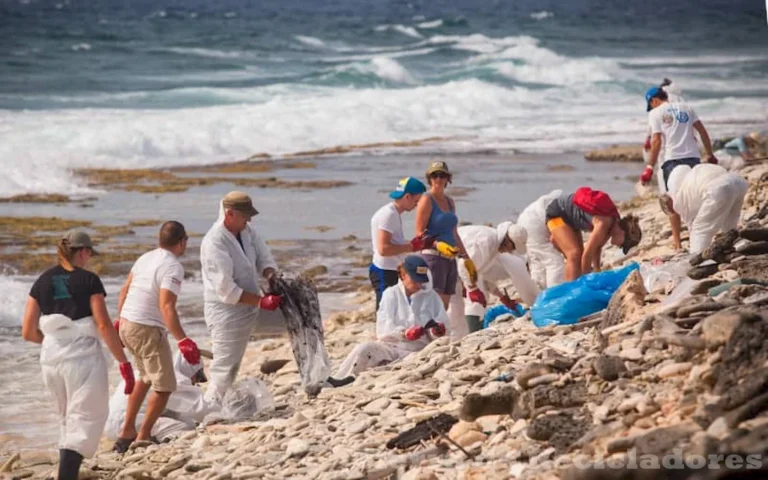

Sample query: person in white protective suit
[517,190,567,289]
[448,221,539,334]
[200,191,283,403]
[21,230,135,480]
[106,351,216,444]
[660,163,749,254]
[328,256,449,385]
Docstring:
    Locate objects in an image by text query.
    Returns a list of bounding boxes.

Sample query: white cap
[496,221,527,255]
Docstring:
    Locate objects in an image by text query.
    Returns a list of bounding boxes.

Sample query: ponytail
[56,238,82,271]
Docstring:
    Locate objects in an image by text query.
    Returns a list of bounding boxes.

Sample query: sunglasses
[431,172,449,179]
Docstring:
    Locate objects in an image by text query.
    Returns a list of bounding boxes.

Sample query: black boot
[326,376,355,387]
[58,448,83,480]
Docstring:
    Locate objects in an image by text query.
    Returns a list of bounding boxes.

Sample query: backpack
[572,187,619,218]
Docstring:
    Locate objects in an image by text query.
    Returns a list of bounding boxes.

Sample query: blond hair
[56,237,86,270]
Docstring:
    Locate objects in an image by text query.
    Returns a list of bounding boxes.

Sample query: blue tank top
[426,195,458,246]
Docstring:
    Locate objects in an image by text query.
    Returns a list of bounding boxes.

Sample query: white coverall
[334,282,449,379]
[39,314,109,458]
[517,190,565,289]
[668,163,749,254]
[200,202,278,402]
[105,353,216,442]
[447,223,539,333]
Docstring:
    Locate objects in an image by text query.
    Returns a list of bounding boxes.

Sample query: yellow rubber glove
[434,241,459,258]
[464,258,478,284]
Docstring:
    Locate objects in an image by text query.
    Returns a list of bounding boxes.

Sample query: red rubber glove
[468,289,487,307]
[410,234,436,252]
[640,166,654,185]
[259,294,282,311]
[643,136,651,151]
[119,362,135,395]
[429,323,446,337]
[404,326,425,341]
[500,295,518,310]
[706,155,718,165]
[178,338,201,365]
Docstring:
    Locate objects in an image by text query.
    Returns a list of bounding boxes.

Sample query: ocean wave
[295,35,326,48]
[416,19,443,29]
[0,276,37,328]
[374,24,423,39]
[157,46,250,59]
[2,78,766,196]
[530,11,554,20]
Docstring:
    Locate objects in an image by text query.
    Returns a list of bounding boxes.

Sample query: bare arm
[159,289,186,341]
[693,121,714,158]
[581,217,613,275]
[669,213,683,250]
[649,133,663,167]
[91,293,128,364]
[414,195,432,237]
[377,229,412,257]
[592,246,603,271]
[117,272,133,318]
[21,296,43,344]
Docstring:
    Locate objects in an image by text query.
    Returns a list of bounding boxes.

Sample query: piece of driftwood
[385,413,458,450]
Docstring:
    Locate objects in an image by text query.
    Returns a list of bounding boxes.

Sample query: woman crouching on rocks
[21,230,135,480]
[327,255,448,387]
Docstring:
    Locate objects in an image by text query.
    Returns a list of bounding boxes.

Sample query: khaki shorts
[119,320,176,393]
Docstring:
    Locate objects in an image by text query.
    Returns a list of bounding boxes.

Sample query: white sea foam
[295,35,326,48]
[375,24,423,39]
[71,43,92,51]
[417,19,443,29]
[159,46,249,59]
[530,11,554,20]
[0,276,35,328]
[2,77,766,196]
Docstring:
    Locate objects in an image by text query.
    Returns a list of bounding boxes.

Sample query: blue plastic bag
[483,303,527,329]
[531,262,639,327]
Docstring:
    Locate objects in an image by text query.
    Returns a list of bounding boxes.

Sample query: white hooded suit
[517,190,566,289]
[446,223,539,335]
[334,282,449,379]
[39,314,110,458]
[667,163,748,254]
[200,202,278,401]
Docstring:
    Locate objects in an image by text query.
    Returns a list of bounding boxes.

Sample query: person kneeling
[660,163,748,254]
[328,256,448,386]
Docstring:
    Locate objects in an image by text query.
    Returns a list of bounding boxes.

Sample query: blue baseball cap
[389,176,427,200]
[402,255,430,283]
[645,87,662,112]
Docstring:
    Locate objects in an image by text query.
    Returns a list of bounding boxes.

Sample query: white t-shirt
[121,248,184,329]
[649,101,700,163]
[371,203,407,271]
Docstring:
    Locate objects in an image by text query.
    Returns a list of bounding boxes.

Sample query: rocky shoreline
[3,160,768,479]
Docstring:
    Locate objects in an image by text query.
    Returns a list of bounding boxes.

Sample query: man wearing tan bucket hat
[200,191,282,403]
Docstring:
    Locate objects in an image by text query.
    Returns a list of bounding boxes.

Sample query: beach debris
[386,413,458,450]
[269,275,331,397]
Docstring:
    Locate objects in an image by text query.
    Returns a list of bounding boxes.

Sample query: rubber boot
[58,448,84,480]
